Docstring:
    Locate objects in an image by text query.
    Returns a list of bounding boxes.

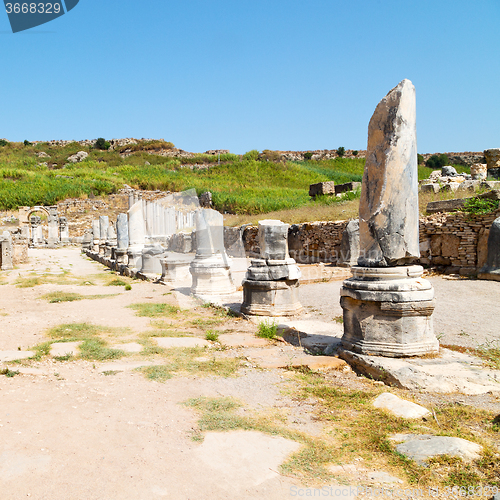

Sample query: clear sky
[1,0,499,154]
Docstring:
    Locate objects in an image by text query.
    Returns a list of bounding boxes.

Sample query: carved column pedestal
[190,255,235,297]
[241,279,303,316]
[340,265,438,357]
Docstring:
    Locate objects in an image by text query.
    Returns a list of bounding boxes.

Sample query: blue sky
[1,0,498,154]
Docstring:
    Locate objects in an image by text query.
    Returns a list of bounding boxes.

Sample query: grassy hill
[0,140,469,222]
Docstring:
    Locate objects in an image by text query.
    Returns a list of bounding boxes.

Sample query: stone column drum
[190,209,235,297]
[127,201,146,271]
[115,213,129,266]
[340,79,439,357]
[91,219,100,253]
[241,220,302,316]
[98,216,109,256]
[59,216,70,244]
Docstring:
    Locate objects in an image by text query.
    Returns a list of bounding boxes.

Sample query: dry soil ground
[1,249,500,499]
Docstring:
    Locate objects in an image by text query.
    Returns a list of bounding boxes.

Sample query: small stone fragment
[373,392,430,419]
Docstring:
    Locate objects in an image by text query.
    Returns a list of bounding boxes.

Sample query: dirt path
[1,249,500,499]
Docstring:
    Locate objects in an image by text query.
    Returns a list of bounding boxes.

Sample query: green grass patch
[128,303,180,317]
[205,330,220,342]
[256,320,278,339]
[78,339,125,361]
[140,365,172,382]
[1,367,20,377]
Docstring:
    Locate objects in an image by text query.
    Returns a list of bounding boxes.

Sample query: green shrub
[24,140,32,146]
[462,197,499,215]
[256,320,278,339]
[124,284,132,291]
[336,147,345,157]
[303,152,313,160]
[95,137,111,150]
[352,150,358,156]
[242,150,259,161]
[0,139,8,147]
[417,154,425,165]
[425,154,449,169]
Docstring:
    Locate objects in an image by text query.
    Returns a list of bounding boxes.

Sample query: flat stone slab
[97,360,155,373]
[50,342,82,357]
[0,350,34,362]
[193,430,300,489]
[279,320,343,354]
[243,347,348,371]
[368,471,403,484]
[373,393,431,419]
[219,334,269,348]
[154,337,211,348]
[391,434,482,465]
[109,342,143,353]
[339,348,500,395]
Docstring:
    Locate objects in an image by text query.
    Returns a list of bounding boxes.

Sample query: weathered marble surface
[339,219,359,267]
[478,217,500,281]
[358,79,420,267]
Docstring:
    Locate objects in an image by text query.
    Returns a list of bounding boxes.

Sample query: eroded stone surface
[478,217,500,281]
[373,392,430,419]
[392,434,482,465]
[0,350,34,362]
[358,79,419,267]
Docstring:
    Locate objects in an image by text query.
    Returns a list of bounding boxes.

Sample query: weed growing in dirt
[141,365,172,382]
[78,339,125,361]
[256,320,278,339]
[128,303,180,317]
[205,330,220,342]
[41,291,119,303]
[1,368,20,377]
[333,315,343,324]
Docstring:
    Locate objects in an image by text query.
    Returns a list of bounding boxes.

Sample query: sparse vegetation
[256,320,278,339]
[127,303,180,317]
[425,153,449,169]
[461,197,499,215]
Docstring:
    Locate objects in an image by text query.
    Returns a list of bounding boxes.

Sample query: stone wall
[238,220,349,264]
[234,209,500,274]
[419,208,500,274]
[420,152,485,166]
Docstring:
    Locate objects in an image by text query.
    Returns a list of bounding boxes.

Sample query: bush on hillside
[0,139,9,147]
[352,150,358,156]
[242,150,259,161]
[337,146,345,157]
[417,154,425,165]
[425,154,449,169]
[303,152,313,160]
[24,140,32,146]
[95,138,111,150]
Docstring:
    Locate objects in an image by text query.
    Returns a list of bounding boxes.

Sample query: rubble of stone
[340,79,439,358]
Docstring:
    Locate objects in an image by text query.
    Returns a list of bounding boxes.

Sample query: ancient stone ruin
[241,220,302,316]
[478,216,500,281]
[340,79,439,357]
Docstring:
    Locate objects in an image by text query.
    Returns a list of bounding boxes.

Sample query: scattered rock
[372,393,430,419]
[36,151,50,158]
[391,434,482,465]
[339,348,500,395]
[309,181,335,197]
[67,151,89,163]
[442,165,459,176]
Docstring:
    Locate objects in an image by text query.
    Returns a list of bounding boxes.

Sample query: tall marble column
[92,219,100,253]
[115,213,129,265]
[99,216,109,256]
[340,79,438,357]
[190,208,235,297]
[127,201,146,270]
